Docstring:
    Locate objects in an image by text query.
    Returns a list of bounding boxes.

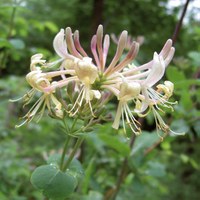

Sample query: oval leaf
[43,170,76,199]
[30,165,58,190]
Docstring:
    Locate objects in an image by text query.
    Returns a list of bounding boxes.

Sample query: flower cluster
[15,25,183,136]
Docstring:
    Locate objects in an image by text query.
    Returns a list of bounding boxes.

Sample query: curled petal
[102,34,110,70]
[65,27,82,59]
[74,30,88,57]
[110,42,139,74]
[96,25,104,69]
[159,39,173,59]
[164,47,175,66]
[143,52,165,87]
[105,30,128,75]
[91,35,101,67]
[53,29,73,59]
[30,54,46,71]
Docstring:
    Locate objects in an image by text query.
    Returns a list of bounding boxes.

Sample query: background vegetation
[0,0,200,199]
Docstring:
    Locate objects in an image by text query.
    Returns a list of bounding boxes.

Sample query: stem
[60,136,72,170]
[62,137,84,171]
[0,0,17,73]
[71,117,79,131]
[7,0,17,39]
[108,133,136,200]
[172,0,190,44]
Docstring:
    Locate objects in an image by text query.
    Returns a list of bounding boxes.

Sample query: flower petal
[53,29,71,59]
[142,52,165,87]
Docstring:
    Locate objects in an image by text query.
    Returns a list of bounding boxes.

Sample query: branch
[172,0,190,44]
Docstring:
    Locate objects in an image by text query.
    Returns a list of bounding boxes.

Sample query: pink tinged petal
[143,52,165,87]
[91,35,101,67]
[164,47,175,67]
[102,34,110,70]
[53,29,70,59]
[74,30,88,57]
[43,77,77,93]
[110,42,139,74]
[159,39,173,59]
[122,61,152,76]
[125,70,150,81]
[96,25,104,70]
[105,30,128,75]
[45,70,75,78]
[123,39,174,76]
[65,27,82,59]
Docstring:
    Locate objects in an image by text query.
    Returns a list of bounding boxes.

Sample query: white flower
[16,25,182,137]
[112,82,141,135]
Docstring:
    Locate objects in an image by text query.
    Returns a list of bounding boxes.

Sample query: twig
[172,0,190,44]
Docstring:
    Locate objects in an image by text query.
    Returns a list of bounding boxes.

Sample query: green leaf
[0,38,12,48]
[180,154,189,163]
[131,132,160,155]
[170,119,189,134]
[0,192,7,200]
[44,21,58,33]
[166,67,186,83]
[189,159,199,170]
[68,158,84,180]
[175,79,200,89]
[193,120,200,137]
[180,90,193,109]
[43,170,76,199]
[30,165,58,190]
[188,51,200,67]
[47,154,61,168]
[145,161,166,177]
[9,38,25,49]
[84,191,103,200]
[99,134,130,156]
[81,158,95,194]
[47,154,84,180]
[30,165,77,199]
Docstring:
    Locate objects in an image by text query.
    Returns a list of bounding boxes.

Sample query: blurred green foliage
[0,0,200,199]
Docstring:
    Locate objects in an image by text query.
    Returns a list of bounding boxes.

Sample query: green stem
[71,117,79,131]
[62,137,84,171]
[0,0,17,72]
[60,136,72,171]
[108,133,136,200]
[7,0,17,39]
[63,118,70,133]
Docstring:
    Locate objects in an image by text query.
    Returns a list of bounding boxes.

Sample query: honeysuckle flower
[112,81,141,135]
[132,51,183,135]
[43,25,140,117]
[15,24,182,136]
[12,54,65,127]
